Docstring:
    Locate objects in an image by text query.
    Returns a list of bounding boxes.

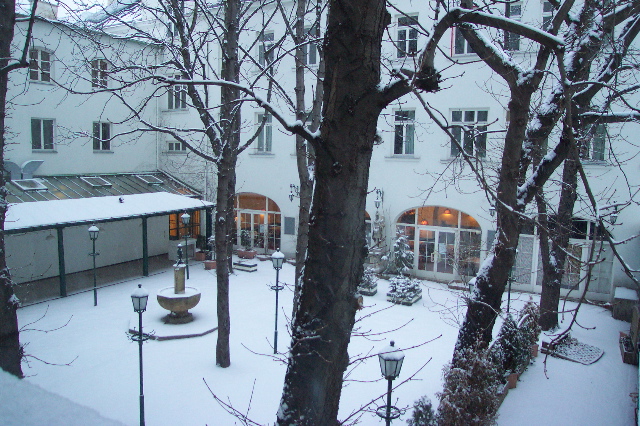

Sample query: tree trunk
[539,142,579,331]
[455,87,533,354]
[214,0,240,368]
[0,0,23,379]
[277,1,390,423]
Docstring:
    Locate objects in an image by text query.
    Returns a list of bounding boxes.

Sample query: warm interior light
[443,209,451,215]
[420,220,428,225]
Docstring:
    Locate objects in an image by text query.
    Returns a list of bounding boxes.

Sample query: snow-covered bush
[437,339,503,425]
[518,298,541,347]
[387,276,422,305]
[357,268,378,296]
[406,395,436,426]
[383,230,414,275]
[492,315,529,374]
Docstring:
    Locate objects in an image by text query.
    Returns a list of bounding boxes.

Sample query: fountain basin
[157,286,201,324]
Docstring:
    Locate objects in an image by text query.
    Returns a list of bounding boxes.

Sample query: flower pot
[507,372,518,389]
[204,260,217,270]
[237,249,257,259]
[194,251,207,261]
[530,343,539,358]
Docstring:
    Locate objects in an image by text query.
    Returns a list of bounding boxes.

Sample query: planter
[204,260,217,270]
[233,261,257,272]
[256,255,271,262]
[194,251,207,261]
[386,293,422,306]
[506,372,519,389]
[358,284,378,296]
[619,332,638,365]
[531,343,539,358]
[237,249,257,259]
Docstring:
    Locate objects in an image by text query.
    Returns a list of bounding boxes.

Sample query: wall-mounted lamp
[374,188,384,209]
[489,204,496,217]
[443,209,451,215]
[289,184,300,202]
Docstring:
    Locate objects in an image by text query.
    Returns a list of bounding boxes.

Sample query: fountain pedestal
[157,263,201,324]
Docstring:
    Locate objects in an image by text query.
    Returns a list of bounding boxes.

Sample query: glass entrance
[235,193,281,253]
[398,206,482,281]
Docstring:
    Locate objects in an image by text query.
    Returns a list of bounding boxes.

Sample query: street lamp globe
[88,225,99,241]
[181,212,191,226]
[271,250,285,270]
[131,284,149,313]
[378,340,405,380]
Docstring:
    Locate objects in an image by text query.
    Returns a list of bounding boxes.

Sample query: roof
[5,172,198,204]
[6,192,214,233]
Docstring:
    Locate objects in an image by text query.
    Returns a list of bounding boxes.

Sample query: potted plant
[386,275,422,305]
[357,268,378,296]
[237,230,257,259]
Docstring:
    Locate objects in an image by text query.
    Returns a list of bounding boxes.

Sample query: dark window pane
[477,110,488,122]
[31,119,41,149]
[464,110,475,122]
[452,110,462,122]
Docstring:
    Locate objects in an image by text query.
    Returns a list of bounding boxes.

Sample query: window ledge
[93,150,114,154]
[440,156,490,163]
[31,149,57,153]
[28,80,54,86]
[582,160,609,166]
[385,154,420,161]
[163,108,189,113]
[165,151,187,155]
[249,152,275,157]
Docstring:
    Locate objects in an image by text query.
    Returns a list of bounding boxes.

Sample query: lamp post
[131,284,149,426]
[181,212,190,279]
[270,249,285,354]
[88,225,100,306]
[377,341,405,426]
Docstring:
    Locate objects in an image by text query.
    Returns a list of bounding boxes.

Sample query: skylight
[81,176,112,187]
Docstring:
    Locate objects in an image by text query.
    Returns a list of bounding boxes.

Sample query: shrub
[437,339,503,425]
[384,230,414,275]
[407,396,436,426]
[387,276,422,304]
[518,298,542,347]
[358,268,378,295]
[493,314,529,374]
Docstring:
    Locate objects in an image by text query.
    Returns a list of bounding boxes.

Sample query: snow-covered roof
[6,192,214,233]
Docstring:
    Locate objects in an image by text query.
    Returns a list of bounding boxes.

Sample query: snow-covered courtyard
[4,259,638,425]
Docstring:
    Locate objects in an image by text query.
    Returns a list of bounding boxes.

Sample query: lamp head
[131,284,149,313]
[181,212,191,225]
[378,340,405,380]
[88,225,99,241]
[271,249,285,270]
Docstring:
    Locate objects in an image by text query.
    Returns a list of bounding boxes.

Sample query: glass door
[436,231,456,274]
[418,229,436,272]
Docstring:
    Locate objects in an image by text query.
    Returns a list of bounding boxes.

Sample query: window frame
[393,109,416,156]
[168,140,187,152]
[31,118,55,150]
[29,48,52,82]
[303,26,320,66]
[256,112,273,153]
[258,32,275,69]
[581,123,607,162]
[92,121,112,151]
[450,109,489,158]
[397,15,419,58]
[542,1,554,31]
[504,2,522,51]
[91,59,109,89]
[167,75,188,110]
[453,26,474,55]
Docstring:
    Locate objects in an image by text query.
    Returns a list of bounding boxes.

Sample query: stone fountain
[157,246,201,324]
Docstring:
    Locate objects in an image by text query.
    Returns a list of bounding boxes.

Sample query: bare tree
[0,0,39,379]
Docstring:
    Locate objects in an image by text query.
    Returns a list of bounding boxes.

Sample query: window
[92,121,111,151]
[504,2,521,51]
[91,59,108,88]
[451,109,488,158]
[258,32,275,69]
[397,15,419,58]
[303,26,319,66]
[31,118,54,150]
[168,76,187,110]
[257,113,272,152]
[581,124,606,161]
[454,27,473,55]
[542,1,554,31]
[169,210,200,240]
[29,49,51,82]
[168,140,186,152]
[394,110,415,155]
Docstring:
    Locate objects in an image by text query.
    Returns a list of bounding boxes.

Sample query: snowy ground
[6,258,638,425]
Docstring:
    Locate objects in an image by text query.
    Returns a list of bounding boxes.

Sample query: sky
[4,258,638,425]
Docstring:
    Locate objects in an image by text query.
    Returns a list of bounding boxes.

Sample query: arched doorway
[234,193,281,253]
[396,206,481,282]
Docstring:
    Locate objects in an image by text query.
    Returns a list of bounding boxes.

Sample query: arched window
[234,193,281,252]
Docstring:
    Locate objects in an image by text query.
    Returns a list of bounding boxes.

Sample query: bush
[518,298,541,347]
[358,268,378,295]
[437,340,503,425]
[387,276,422,304]
[384,230,414,274]
[493,315,529,374]
[407,396,436,426]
